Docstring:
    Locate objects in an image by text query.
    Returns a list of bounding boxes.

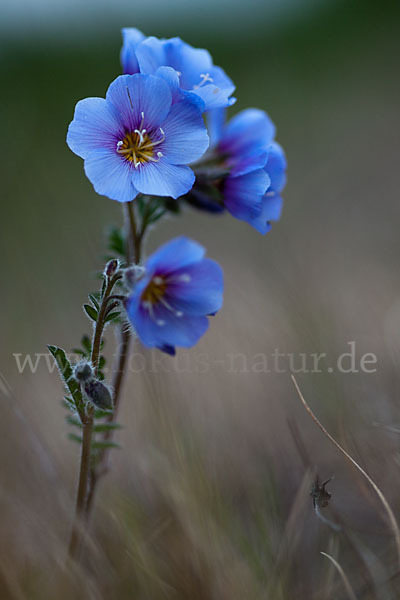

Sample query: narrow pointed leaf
[84,304,98,322]
[68,433,83,445]
[93,423,122,433]
[88,294,100,311]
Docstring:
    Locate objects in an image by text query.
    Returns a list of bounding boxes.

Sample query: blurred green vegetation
[1,0,400,598]
[1,0,399,353]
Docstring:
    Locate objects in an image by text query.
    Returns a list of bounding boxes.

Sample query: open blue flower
[125,237,223,354]
[67,73,209,202]
[190,108,286,233]
[121,28,235,112]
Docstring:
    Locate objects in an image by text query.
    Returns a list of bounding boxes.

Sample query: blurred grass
[1,0,400,597]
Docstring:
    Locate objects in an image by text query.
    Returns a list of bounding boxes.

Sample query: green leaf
[164,197,181,214]
[91,441,120,450]
[94,408,110,419]
[98,355,106,381]
[83,304,98,322]
[71,348,86,357]
[88,294,100,311]
[105,311,121,323]
[48,345,72,379]
[107,226,126,257]
[68,433,83,445]
[93,422,122,433]
[66,415,83,428]
[63,396,76,411]
[149,212,165,225]
[48,346,84,412]
[81,335,92,355]
[136,196,147,219]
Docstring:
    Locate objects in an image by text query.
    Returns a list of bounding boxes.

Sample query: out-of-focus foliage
[1,0,400,597]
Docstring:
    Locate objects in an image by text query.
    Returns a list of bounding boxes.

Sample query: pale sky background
[0,0,334,40]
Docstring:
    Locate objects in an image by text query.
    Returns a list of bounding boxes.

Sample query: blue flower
[121,28,235,111]
[67,73,209,202]
[125,237,223,354]
[190,108,286,233]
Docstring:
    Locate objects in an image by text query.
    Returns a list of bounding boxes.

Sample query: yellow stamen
[142,276,167,305]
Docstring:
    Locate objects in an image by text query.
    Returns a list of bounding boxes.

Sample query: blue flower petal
[170,41,214,89]
[126,302,159,347]
[165,259,224,316]
[250,192,283,234]
[121,27,145,74]
[190,84,234,111]
[208,65,235,94]
[219,108,275,159]
[185,188,226,213]
[160,100,209,164]
[84,148,137,202]
[106,74,172,131]
[131,302,209,350]
[223,169,270,230]
[154,66,205,111]
[265,142,287,192]
[230,151,269,177]
[156,313,210,348]
[67,98,122,159]
[135,36,234,111]
[262,192,283,222]
[135,36,170,74]
[191,65,235,110]
[146,236,205,274]
[159,344,176,356]
[207,107,226,147]
[131,160,195,199]
[154,66,182,103]
[137,37,212,85]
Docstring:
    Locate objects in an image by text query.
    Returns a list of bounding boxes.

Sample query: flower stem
[83,199,143,519]
[67,418,93,558]
[67,272,121,560]
[84,326,131,516]
[125,200,142,264]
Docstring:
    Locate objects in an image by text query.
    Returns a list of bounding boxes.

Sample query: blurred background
[1,0,400,597]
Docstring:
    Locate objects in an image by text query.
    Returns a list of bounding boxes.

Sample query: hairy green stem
[67,418,93,558]
[84,199,144,519]
[125,200,142,263]
[67,272,121,560]
[84,326,131,516]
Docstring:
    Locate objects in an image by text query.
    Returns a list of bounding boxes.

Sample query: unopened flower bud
[105,259,119,278]
[83,379,113,411]
[73,360,93,382]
